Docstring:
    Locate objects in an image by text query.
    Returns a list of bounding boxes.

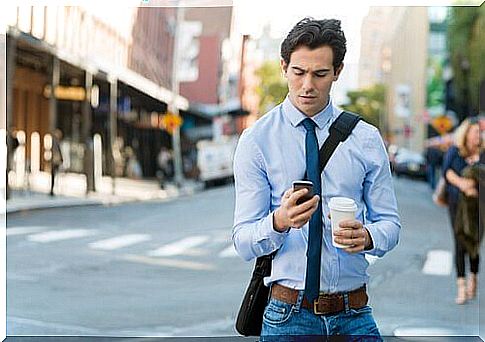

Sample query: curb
[5,184,205,214]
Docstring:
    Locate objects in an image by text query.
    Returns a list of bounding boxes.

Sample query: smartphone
[292,180,314,205]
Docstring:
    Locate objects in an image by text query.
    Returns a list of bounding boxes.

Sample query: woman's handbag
[433,176,448,207]
[235,112,362,336]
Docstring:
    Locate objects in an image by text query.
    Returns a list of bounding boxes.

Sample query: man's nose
[302,74,315,92]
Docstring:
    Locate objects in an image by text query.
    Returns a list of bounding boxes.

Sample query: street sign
[161,113,183,134]
[43,85,86,101]
[431,116,453,135]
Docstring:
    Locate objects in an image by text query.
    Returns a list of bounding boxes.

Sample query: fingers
[283,188,292,199]
[334,235,366,249]
[337,219,362,230]
[343,244,366,253]
[333,224,366,252]
[287,188,310,206]
[288,195,319,228]
[293,195,319,215]
[289,200,319,228]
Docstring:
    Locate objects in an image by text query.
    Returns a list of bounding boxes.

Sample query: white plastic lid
[328,197,357,211]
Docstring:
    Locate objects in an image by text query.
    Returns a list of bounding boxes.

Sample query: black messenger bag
[235,111,361,336]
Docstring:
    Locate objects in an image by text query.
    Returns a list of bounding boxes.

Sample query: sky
[232,0,371,65]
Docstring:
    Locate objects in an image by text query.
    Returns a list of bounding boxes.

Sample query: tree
[447,6,485,118]
[341,84,386,129]
[254,61,288,115]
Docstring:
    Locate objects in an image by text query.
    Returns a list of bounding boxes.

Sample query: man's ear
[333,63,344,81]
[280,59,288,77]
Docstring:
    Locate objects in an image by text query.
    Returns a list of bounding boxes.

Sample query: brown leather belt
[271,283,368,315]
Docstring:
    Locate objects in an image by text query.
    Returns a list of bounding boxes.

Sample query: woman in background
[442,117,481,304]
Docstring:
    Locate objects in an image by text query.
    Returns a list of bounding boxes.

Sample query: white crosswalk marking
[422,250,452,276]
[147,236,210,257]
[218,244,237,258]
[122,254,215,271]
[27,229,97,243]
[7,226,46,236]
[88,234,151,251]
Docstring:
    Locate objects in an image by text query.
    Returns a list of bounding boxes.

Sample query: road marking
[88,234,151,251]
[147,235,210,257]
[7,226,46,236]
[218,244,237,258]
[7,316,100,334]
[27,229,97,243]
[121,254,215,271]
[422,250,452,276]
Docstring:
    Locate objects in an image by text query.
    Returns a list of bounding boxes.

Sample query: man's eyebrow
[290,66,331,73]
[313,68,331,73]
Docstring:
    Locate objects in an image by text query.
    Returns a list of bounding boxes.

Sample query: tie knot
[302,118,316,132]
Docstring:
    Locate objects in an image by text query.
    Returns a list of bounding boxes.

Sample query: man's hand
[333,220,372,253]
[273,188,320,232]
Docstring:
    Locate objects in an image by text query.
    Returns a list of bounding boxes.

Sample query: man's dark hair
[280,18,347,74]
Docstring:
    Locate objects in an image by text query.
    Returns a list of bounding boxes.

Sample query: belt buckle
[313,298,325,315]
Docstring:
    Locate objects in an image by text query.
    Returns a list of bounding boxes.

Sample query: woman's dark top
[442,145,468,206]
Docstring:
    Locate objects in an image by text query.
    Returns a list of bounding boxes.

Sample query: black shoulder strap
[303,111,362,180]
[317,111,361,174]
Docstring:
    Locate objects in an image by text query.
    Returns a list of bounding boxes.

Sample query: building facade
[4,5,216,189]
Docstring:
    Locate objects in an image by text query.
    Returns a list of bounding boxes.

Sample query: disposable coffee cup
[329,197,357,248]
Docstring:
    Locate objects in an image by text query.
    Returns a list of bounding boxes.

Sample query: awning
[8,27,189,112]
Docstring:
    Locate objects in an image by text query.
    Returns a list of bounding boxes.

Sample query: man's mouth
[300,95,316,100]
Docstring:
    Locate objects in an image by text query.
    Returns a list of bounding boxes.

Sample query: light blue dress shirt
[232,97,401,293]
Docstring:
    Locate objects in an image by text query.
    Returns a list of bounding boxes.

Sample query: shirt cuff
[363,225,377,253]
[256,211,289,250]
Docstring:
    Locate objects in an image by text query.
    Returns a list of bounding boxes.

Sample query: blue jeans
[260,290,382,341]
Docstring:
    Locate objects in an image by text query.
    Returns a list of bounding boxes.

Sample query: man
[232,18,400,339]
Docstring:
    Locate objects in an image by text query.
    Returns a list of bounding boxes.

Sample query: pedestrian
[442,117,481,304]
[232,18,401,339]
[157,146,173,189]
[50,129,63,196]
[455,161,483,265]
[125,146,143,179]
[425,145,443,190]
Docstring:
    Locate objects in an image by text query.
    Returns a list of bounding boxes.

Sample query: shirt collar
[282,96,336,130]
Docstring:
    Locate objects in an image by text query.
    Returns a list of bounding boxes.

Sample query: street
[6,177,484,338]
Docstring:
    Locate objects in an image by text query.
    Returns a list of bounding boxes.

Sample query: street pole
[109,76,117,195]
[461,58,470,122]
[5,35,16,200]
[83,70,95,193]
[170,4,185,188]
[49,55,60,134]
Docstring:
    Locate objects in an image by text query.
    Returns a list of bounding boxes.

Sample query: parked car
[392,148,427,180]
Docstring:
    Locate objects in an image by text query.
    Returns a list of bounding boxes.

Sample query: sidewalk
[4,172,204,214]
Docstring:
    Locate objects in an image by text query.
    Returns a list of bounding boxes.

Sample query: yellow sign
[431,116,453,135]
[44,85,86,101]
[161,113,183,134]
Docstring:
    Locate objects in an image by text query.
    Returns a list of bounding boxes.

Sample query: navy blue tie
[301,118,323,304]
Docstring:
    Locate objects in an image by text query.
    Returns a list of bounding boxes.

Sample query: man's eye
[294,71,304,75]
[315,73,328,77]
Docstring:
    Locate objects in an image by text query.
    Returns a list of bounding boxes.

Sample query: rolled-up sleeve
[362,129,401,257]
[232,130,288,261]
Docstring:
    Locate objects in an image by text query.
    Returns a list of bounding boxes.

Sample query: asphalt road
[6,177,484,339]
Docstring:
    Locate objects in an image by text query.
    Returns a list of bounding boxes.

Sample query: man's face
[281,45,343,117]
